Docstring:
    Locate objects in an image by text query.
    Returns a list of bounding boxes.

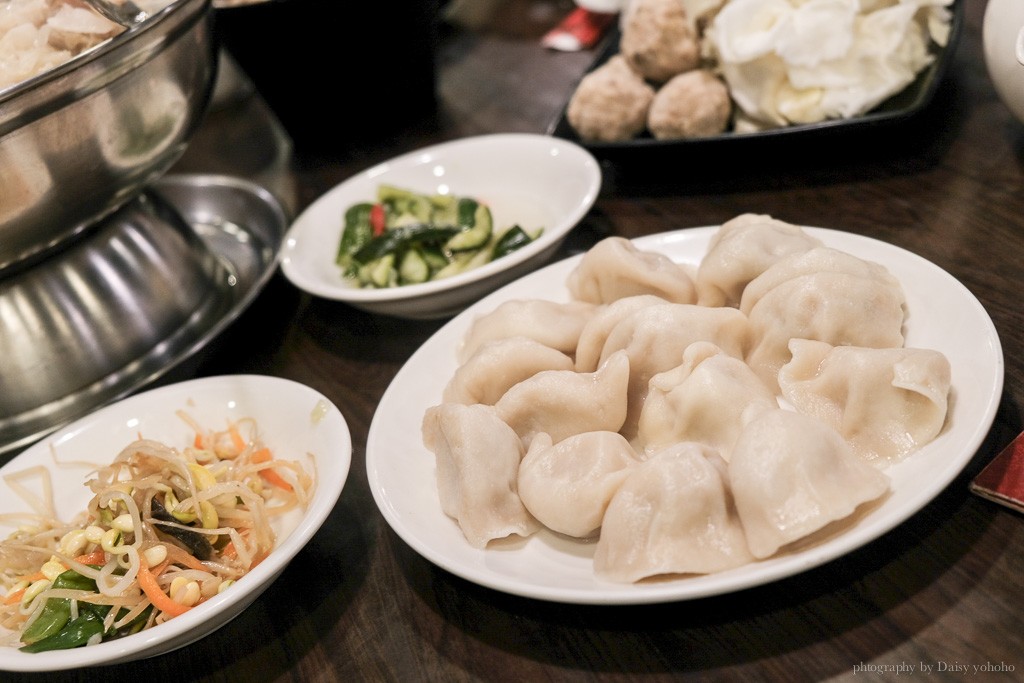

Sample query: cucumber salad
[336,185,543,288]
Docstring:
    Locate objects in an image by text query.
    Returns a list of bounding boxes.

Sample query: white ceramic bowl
[983,0,1024,124]
[279,133,602,319]
[0,374,351,672]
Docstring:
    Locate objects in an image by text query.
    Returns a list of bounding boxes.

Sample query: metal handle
[84,0,150,28]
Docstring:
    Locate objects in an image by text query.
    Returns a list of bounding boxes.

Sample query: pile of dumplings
[421,213,952,584]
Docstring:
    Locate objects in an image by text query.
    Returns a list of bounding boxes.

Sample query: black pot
[213,0,440,154]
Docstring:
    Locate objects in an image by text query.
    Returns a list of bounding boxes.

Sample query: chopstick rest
[970,431,1024,513]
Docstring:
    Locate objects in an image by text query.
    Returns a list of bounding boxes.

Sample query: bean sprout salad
[0,412,314,652]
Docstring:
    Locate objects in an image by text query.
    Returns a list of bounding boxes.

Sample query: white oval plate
[0,375,352,671]
[367,226,1004,605]
[279,133,601,319]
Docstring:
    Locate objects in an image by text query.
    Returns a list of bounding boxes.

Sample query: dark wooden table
[12,0,1024,680]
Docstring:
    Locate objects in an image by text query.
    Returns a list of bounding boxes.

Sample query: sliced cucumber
[421,245,450,271]
[352,224,460,265]
[432,251,476,280]
[399,249,430,284]
[378,184,432,223]
[491,224,536,260]
[337,203,375,272]
[429,194,458,224]
[340,184,540,288]
[358,253,397,288]
[445,199,493,252]
[463,243,495,271]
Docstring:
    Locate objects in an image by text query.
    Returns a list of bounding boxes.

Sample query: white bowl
[0,375,351,672]
[983,0,1024,124]
[279,133,602,319]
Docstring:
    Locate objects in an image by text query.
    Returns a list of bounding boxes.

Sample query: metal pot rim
[0,0,211,135]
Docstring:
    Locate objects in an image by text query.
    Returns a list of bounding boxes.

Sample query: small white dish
[983,0,1024,123]
[366,226,1003,605]
[279,133,602,319]
[0,374,351,672]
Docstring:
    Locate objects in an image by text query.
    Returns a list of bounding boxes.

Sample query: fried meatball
[620,0,700,84]
[567,55,656,142]
[647,69,731,139]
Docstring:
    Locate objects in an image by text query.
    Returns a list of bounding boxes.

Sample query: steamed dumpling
[635,341,778,458]
[567,236,697,306]
[729,409,890,560]
[594,442,754,582]
[575,294,669,373]
[597,303,751,438]
[742,249,906,391]
[495,350,630,447]
[778,339,951,463]
[696,214,824,307]
[457,299,597,363]
[518,431,641,538]
[739,246,904,317]
[422,212,945,582]
[443,336,575,405]
[422,403,541,548]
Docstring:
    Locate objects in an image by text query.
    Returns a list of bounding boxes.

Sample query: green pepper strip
[18,565,158,653]
[20,610,106,653]
[20,568,101,645]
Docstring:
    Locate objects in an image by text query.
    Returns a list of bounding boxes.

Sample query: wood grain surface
[7,0,1024,680]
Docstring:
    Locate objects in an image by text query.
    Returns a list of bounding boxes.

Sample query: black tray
[548,1,964,159]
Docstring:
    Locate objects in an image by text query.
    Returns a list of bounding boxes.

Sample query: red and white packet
[542,7,617,52]
[971,430,1024,514]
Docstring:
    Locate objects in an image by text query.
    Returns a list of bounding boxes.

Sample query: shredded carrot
[137,555,191,618]
[251,447,293,491]
[14,571,45,584]
[11,549,106,587]
[228,423,246,454]
[250,549,270,569]
[220,526,255,562]
[173,552,207,573]
[219,529,269,568]
[5,549,112,605]
[3,588,26,605]
[260,468,292,491]
[194,432,205,449]
[73,550,107,566]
